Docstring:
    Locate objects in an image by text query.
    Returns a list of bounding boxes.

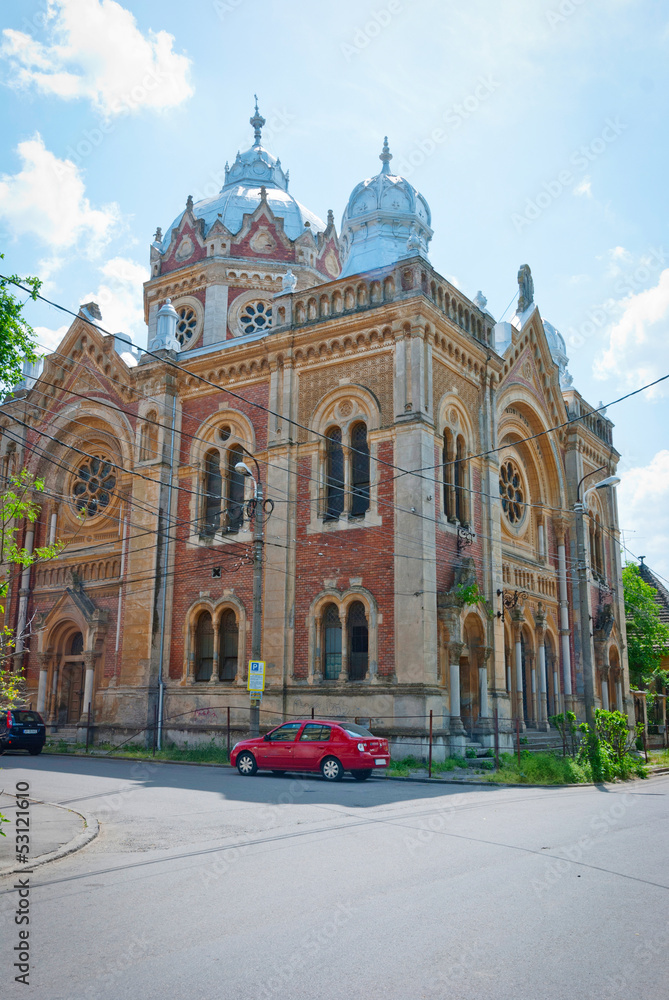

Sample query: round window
[72,456,116,518]
[176,306,198,346]
[499,459,525,526]
[240,300,272,335]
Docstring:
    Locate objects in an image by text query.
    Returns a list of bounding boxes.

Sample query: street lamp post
[235,454,264,738]
[574,474,620,727]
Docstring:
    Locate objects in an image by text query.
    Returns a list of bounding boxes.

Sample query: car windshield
[342,724,374,738]
[12,711,42,724]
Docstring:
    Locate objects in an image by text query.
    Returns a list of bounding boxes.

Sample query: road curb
[38,750,666,789]
[0,799,99,877]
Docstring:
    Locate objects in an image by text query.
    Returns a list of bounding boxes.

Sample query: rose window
[176,306,198,346]
[240,300,272,335]
[499,459,525,525]
[73,456,116,517]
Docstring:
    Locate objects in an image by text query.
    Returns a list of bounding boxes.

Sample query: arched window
[347,601,368,680]
[454,434,465,523]
[203,450,222,536]
[350,422,370,517]
[443,429,469,525]
[226,445,245,532]
[322,603,342,680]
[69,632,84,655]
[195,612,214,681]
[219,609,238,680]
[325,427,345,520]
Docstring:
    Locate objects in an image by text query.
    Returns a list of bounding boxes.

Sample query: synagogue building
[1,103,631,753]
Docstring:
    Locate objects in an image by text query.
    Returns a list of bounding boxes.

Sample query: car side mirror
[263,734,271,741]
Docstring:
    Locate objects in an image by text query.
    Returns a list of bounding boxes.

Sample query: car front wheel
[351,769,372,781]
[236,752,257,776]
[321,756,344,782]
[28,747,43,756]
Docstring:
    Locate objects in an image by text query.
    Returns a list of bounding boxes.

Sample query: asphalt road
[1,755,668,1000]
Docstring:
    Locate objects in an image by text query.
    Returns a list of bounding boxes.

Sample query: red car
[230,720,390,781]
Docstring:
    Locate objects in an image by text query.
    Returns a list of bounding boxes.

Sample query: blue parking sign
[247,659,266,692]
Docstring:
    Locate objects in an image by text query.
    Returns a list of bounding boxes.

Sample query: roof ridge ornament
[250,95,266,147]
[517,263,534,313]
[379,135,392,174]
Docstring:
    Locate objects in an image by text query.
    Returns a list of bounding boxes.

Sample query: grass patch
[44,738,229,765]
[484,751,591,785]
[649,747,669,765]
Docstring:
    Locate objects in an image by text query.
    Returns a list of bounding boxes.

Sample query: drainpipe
[157,391,177,750]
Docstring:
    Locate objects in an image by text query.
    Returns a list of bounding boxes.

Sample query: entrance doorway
[63,662,85,724]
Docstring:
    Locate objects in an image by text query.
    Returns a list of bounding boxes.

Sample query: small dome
[339,138,433,278]
[160,100,325,247]
[542,319,569,375]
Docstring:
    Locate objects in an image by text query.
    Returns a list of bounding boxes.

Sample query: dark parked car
[231,719,390,781]
[0,710,46,755]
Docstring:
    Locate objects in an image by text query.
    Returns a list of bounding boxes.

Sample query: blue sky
[1,0,668,577]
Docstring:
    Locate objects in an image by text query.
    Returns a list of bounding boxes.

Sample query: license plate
[375,758,386,765]
[23,729,38,734]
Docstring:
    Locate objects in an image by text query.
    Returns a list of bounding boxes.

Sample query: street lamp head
[594,476,621,489]
[235,461,253,477]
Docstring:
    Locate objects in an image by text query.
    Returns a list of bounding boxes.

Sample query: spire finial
[380,136,392,174]
[250,95,266,146]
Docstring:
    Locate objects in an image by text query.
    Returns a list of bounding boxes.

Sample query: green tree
[0,257,42,393]
[622,562,669,689]
[0,266,57,835]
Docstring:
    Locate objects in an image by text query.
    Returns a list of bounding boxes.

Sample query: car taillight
[357,743,365,751]
[7,711,14,728]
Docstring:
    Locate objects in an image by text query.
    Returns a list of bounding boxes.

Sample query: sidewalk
[0,791,98,875]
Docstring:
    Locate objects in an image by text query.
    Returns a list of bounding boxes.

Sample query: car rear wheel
[236,752,257,776]
[351,769,372,781]
[321,756,344,782]
[28,747,43,756]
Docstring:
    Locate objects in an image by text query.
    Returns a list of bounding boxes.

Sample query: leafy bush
[578,709,647,782]
[485,751,591,785]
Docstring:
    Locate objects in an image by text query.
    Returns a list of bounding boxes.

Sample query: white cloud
[1,0,193,117]
[595,267,669,397]
[610,245,632,262]
[0,133,119,252]
[618,450,669,579]
[574,176,592,198]
[34,323,69,353]
[83,256,148,345]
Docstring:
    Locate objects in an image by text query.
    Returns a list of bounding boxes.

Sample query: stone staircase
[520,727,571,753]
[46,725,79,745]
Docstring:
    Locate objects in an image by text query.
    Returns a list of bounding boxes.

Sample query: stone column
[48,662,60,724]
[36,653,50,715]
[601,671,610,710]
[209,623,221,684]
[555,521,574,712]
[534,608,549,731]
[478,646,492,719]
[81,651,96,721]
[616,679,623,713]
[338,608,348,682]
[448,642,466,736]
[512,615,525,731]
[537,641,549,730]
